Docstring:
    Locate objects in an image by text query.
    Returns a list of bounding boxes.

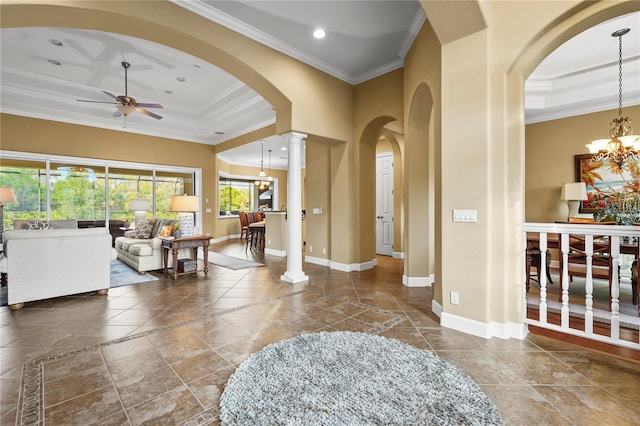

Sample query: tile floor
[1,240,639,425]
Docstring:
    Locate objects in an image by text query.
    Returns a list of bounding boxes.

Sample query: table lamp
[129,199,151,228]
[170,195,199,237]
[0,187,17,244]
[561,182,587,220]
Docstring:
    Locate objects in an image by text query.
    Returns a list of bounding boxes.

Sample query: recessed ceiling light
[214,131,224,135]
[193,64,201,68]
[313,28,326,39]
[164,90,173,94]
[47,59,61,66]
[48,39,63,47]
[281,146,287,151]
[176,77,186,82]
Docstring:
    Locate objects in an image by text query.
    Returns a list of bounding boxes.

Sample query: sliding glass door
[0,153,199,231]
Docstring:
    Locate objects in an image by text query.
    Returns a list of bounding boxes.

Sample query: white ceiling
[1,2,638,170]
[526,11,640,124]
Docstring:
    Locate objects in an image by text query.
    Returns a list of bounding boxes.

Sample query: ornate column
[281,132,309,284]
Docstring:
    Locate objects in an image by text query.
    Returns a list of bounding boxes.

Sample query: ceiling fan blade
[136,103,163,109]
[136,107,163,120]
[102,91,119,101]
[77,99,118,104]
[113,110,123,118]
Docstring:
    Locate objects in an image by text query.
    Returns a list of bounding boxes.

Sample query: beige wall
[304,140,331,259]
[526,105,640,223]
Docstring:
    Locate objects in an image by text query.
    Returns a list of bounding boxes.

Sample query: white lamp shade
[171,195,199,212]
[0,187,17,203]
[561,182,587,201]
[129,199,151,212]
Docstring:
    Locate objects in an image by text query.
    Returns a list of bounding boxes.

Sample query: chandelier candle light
[586,28,640,165]
[129,199,151,228]
[0,187,17,244]
[171,195,199,237]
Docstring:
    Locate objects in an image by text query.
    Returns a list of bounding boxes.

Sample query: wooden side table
[161,235,213,280]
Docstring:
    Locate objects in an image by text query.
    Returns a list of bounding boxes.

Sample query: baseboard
[304,255,331,267]
[303,256,379,271]
[265,248,286,257]
[392,251,404,259]
[432,299,443,318]
[211,235,234,244]
[440,312,528,340]
[402,274,433,287]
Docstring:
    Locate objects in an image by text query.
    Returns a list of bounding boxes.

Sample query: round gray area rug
[219,331,502,425]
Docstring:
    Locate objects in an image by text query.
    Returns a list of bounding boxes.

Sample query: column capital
[281,131,308,142]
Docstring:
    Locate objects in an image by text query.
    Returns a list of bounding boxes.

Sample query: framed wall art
[574,153,640,214]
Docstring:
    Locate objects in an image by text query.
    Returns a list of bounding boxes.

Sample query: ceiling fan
[77,61,163,120]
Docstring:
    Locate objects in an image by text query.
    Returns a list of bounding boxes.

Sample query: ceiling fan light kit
[77,61,164,120]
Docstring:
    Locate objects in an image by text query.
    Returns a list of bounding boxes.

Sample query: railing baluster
[560,233,569,328]
[610,235,620,341]
[584,234,594,335]
[522,231,528,323]
[539,232,548,324]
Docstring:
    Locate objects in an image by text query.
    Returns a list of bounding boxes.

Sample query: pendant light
[585,28,640,166]
[255,140,269,189]
[267,149,273,182]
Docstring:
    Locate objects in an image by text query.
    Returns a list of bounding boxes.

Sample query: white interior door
[376,153,394,256]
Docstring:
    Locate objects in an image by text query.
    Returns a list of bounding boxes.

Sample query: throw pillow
[131,219,156,239]
[21,220,52,230]
[158,225,174,237]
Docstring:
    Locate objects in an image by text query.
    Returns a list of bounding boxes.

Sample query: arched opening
[357,116,400,265]
[508,1,640,348]
[404,83,435,287]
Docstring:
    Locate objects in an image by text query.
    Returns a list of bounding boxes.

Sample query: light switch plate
[453,209,477,222]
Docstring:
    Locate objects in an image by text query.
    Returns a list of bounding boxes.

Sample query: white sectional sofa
[3,227,112,309]
[115,218,192,273]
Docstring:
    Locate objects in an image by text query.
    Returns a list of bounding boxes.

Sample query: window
[218,173,276,217]
[0,152,201,230]
[0,159,47,229]
[219,177,256,216]
[50,163,106,221]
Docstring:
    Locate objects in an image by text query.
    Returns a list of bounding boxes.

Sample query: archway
[0,2,292,132]
[507,1,640,326]
[357,116,401,265]
[403,83,435,287]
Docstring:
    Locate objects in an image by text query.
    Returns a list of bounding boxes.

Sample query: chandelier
[255,140,270,189]
[586,28,640,165]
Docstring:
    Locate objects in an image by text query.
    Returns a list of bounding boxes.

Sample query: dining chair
[238,212,249,240]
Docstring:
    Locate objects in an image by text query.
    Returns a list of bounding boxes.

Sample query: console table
[161,235,213,280]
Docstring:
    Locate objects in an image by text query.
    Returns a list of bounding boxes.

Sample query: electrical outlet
[309,245,313,253]
[450,291,459,305]
[322,248,326,254]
